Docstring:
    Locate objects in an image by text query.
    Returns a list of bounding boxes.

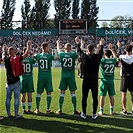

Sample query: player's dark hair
[104,50,112,58]
[41,42,48,50]
[125,45,132,53]
[87,44,94,52]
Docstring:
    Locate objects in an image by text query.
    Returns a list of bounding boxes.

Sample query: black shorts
[120,77,133,92]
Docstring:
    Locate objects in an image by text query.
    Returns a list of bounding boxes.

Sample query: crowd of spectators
[0,35,133,64]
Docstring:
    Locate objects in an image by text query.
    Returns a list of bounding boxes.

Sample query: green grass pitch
[0,67,133,133]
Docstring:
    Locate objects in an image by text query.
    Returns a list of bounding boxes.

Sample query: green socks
[100,107,104,113]
[59,94,64,111]
[47,95,51,110]
[71,94,77,112]
[36,94,52,111]
[36,94,41,110]
[22,102,32,110]
[110,106,114,114]
[99,106,114,114]
[28,102,32,111]
[58,94,77,112]
[22,102,26,110]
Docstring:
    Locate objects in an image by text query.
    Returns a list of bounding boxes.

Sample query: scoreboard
[59,20,87,30]
[59,19,87,34]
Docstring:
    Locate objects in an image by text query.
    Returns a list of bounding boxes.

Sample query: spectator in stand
[0,35,132,60]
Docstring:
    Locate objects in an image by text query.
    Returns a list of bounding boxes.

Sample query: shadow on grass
[0,114,133,133]
[42,113,133,129]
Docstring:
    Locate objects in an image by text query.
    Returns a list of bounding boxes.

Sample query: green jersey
[22,57,35,76]
[59,52,78,78]
[100,58,117,80]
[36,53,54,78]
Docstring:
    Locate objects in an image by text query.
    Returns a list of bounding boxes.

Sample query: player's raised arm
[57,39,61,53]
[2,45,8,61]
[96,44,101,54]
[75,36,84,55]
[75,36,84,49]
[99,38,104,46]
[96,38,104,55]
[116,41,122,56]
[130,42,133,55]
[80,39,85,49]
[108,43,117,58]
[2,51,7,61]
[117,41,122,48]
[75,36,80,45]
[131,42,133,47]
[22,40,31,60]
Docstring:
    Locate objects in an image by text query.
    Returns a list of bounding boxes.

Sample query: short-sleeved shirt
[59,52,78,78]
[4,56,23,85]
[22,57,35,76]
[100,58,117,81]
[119,54,133,77]
[77,44,104,79]
[36,53,54,79]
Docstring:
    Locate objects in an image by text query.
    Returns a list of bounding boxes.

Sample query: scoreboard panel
[59,19,87,30]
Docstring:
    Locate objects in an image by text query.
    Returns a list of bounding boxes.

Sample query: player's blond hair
[8,47,14,55]
[64,43,71,51]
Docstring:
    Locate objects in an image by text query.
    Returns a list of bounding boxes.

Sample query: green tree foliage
[21,0,31,29]
[81,0,99,28]
[31,0,51,29]
[54,0,71,28]
[28,7,36,29]
[0,0,16,29]
[45,19,56,28]
[109,15,132,28]
[101,22,108,28]
[72,0,80,19]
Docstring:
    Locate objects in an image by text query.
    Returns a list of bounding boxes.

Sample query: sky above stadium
[0,0,133,21]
